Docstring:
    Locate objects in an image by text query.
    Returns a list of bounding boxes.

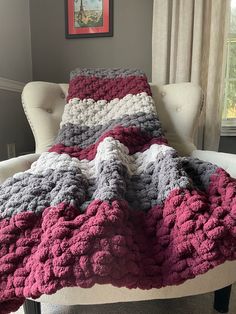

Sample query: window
[222,0,236,135]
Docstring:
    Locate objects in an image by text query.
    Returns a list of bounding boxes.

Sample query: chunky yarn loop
[0,68,236,313]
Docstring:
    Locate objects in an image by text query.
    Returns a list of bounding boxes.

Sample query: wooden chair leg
[214,285,232,313]
[23,299,41,314]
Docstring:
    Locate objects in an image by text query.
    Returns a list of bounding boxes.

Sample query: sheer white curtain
[152,0,230,150]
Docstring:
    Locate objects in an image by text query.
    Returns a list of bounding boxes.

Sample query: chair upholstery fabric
[0,154,39,184]
[192,150,236,179]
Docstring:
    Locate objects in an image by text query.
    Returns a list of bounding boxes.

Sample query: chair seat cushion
[37,261,236,305]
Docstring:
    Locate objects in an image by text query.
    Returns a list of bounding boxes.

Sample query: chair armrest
[0,153,40,184]
[191,150,236,178]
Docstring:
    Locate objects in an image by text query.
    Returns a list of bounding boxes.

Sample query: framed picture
[65,0,113,38]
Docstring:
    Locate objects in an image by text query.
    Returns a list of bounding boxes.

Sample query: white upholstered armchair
[0,82,236,314]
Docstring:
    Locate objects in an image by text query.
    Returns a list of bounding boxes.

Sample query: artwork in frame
[65,0,113,38]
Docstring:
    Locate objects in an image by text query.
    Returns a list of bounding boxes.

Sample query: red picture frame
[65,0,113,38]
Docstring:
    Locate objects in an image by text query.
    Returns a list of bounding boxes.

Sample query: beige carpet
[14,284,235,314]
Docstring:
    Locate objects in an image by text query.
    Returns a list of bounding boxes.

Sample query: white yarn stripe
[22,152,96,180]
[61,92,156,128]
[95,137,174,175]
[22,139,174,179]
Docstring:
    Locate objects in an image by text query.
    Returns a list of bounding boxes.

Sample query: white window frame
[221,23,236,136]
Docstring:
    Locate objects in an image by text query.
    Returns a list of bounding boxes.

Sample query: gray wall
[0,90,34,160]
[0,0,32,82]
[0,91,34,160]
[29,0,153,82]
[0,0,34,160]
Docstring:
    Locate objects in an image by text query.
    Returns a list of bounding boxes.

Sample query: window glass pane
[230,0,236,34]
[222,0,236,122]
[224,80,236,119]
[229,41,236,78]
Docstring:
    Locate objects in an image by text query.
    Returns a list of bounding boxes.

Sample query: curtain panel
[152,0,230,150]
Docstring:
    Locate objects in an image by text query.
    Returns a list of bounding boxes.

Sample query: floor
[14,284,236,314]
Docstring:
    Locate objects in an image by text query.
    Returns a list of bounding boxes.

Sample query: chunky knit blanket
[0,69,236,313]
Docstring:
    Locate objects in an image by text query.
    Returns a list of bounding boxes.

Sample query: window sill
[221,119,236,136]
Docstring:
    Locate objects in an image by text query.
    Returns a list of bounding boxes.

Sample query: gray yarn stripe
[1,154,183,217]
[55,112,164,148]
[0,153,184,217]
[180,157,217,191]
[0,154,217,219]
[126,152,192,210]
[92,155,217,210]
[0,168,90,220]
[70,68,146,80]
[91,152,190,211]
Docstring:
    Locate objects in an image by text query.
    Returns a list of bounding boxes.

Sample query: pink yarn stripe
[49,125,167,160]
[67,75,152,102]
[0,169,236,312]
